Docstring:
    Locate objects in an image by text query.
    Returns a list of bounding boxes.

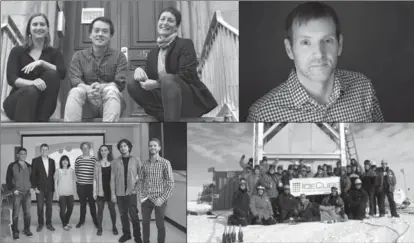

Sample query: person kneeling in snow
[277,185,299,222]
[249,184,277,225]
[295,194,321,222]
[228,178,250,226]
[345,179,368,220]
[320,187,348,223]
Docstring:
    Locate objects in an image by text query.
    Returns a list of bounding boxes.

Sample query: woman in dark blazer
[127,7,218,121]
[3,13,66,122]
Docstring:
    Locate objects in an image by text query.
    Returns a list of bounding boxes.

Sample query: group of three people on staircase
[6,138,174,243]
[3,7,218,122]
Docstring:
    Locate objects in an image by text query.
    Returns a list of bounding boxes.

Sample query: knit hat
[257,184,265,191]
[355,179,362,184]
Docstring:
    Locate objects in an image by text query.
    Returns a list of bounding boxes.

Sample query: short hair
[40,144,49,150]
[17,147,27,154]
[149,138,162,147]
[117,139,132,152]
[59,155,71,169]
[159,7,182,27]
[80,142,91,150]
[285,2,341,43]
[89,17,115,36]
[97,145,114,161]
[24,13,51,50]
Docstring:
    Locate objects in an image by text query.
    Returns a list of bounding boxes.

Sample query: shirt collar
[86,46,113,58]
[149,155,160,163]
[286,68,348,109]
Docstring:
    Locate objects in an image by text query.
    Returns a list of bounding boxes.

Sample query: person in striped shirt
[74,142,99,229]
[139,138,174,243]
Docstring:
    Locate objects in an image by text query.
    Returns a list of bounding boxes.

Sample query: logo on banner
[289,177,341,197]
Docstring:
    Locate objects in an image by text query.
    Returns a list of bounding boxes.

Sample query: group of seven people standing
[6,138,174,243]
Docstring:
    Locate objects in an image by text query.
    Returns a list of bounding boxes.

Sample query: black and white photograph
[0,122,187,243]
[187,123,414,242]
[240,1,414,122]
[1,0,239,123]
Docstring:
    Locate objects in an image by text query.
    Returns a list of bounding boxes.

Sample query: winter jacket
[246,174,261,195]
[282,174,294,186]
[361,170,376,192]
[321,195,345,210]
[296,200,321,222]
[346,187,369,207]
[374,168,384,190]
[259,172,279,199]
[340,175,351,195]
[377,167,397,192]
[250,193,273,220]
[232,188,250,218]
[277,192,298,211]
[333,167,342,177]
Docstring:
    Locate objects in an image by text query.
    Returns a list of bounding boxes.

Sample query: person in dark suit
[127,7,218,121]
[31,143,56,232]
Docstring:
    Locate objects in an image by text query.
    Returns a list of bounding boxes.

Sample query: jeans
[3,70,60,122]
[375,188,386,215]
[64,85,122,122]
[76,184,98,224]
[385,189,398,216]
[117,194,141,240]
[141,199,167,243]
[12,191,31,233]
[36,191,53,225]
[368,189,377,215]
[59,195,74,226]
[96,196,116,230]
[127,74,205,121]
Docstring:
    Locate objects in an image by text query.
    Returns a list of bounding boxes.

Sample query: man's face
[40,146,49,157]
[119,142,130,156]
[149,141,161,155]
[331,189,338,196]
[278,168,283,173]
[240,183,246,190]
[300,197,306,204]
[90,20,111,47]
[285,17,343,83]
[365,164,370,170]
[81,144,90,155]
[258,189,264,195]
[18,150,27,161]
[356,183,362,189]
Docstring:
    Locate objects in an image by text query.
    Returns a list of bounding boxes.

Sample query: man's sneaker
[392,214,400,218]
[113,226,119,235]
[23,230,33,237]
[76,222,84,228]
[12,232,19,240]
[379,214,385,217]
[135,238,143,243]
[46,224,55,231]
[36,225,43,232]
[63,225,70,231]
[66,224,73,228]
[119,234,132,243]
[97,229,102,236]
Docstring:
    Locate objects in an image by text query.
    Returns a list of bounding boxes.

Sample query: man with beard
[377,160,399,217]
[247,1,383,122]
[259,165,280,218]
[296,194,321,222]
[277,185,299,222]
[320,187,348,223]
[111,139,142,243]
[345,179,368,220]
[250,184,277,225]
[64,17,128,122]
[228,179,250,226]
[140,138,175,243]
[361,160,377,217]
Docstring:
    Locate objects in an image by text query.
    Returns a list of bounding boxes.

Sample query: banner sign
[289,177,341,197]
[81,8,105,24]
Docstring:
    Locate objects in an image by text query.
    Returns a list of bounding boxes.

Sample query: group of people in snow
[227,155,399,226]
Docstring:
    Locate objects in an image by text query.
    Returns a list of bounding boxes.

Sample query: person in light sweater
[55,155,76,230]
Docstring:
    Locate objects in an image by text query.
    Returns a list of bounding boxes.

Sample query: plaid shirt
[139,155,174,206]
[69,47,128,91]
[247,69,384,122]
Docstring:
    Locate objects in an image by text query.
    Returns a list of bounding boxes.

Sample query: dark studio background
[239,1,414,122]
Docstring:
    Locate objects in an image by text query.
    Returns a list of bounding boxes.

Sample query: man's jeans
[141,199,167,243]
[12,191,31,233]
[64,85,123,122]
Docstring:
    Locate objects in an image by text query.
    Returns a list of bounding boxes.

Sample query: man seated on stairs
[64,17,128,122]
[127,7,217,122]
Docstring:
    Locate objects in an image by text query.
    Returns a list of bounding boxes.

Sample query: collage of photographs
[0,1,413,243]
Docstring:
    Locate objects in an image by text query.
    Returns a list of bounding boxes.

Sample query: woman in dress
[127,7,218,121]
[55,155,76,230]
[93,145,118,236]
[3,13,66,122]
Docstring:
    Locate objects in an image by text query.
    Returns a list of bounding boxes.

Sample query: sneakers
[13,232,19,240]
[63,225,70,231]
[46,224,55,231]
[36,225,43,232]
[23,229,33,237]
[113,226,119,235]
[119,234,132,243]
[76,222,84,228]
[97,229,103,236]
[392,214,400,218]
[66,224,73,228]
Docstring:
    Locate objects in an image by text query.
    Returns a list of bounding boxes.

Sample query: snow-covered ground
[188,201,212,214]
[188,211,414,243]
